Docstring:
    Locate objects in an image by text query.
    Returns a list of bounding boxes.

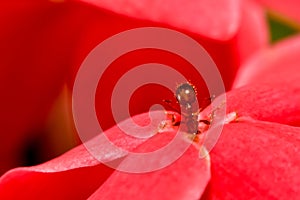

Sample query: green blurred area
[267,13,300,43]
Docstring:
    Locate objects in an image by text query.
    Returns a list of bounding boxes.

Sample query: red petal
[224,83,300,126]
[209,121,300,199]
[234,35,300,88]
[73,0,268,88]
[0,120,137,199]
[88,133,210,200]
[228,36,300,126]
[0,112,210,199]
[202,71,300,127]
[81,0,241,41]
[66,0,269,131]
[0,165,113,200]
[234,0,269,66]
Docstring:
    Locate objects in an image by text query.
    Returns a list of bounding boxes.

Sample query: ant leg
[157,111,181,133]
[199,119,211,125]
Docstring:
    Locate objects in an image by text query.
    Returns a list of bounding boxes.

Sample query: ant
[160,82,212,135]
[160,82,238,137]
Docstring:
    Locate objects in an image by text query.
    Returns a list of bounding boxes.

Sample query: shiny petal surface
[88,132,210,200]
[81,0,241,41]
[234,35,300,88]
[0,112,210,200]
[209,121,300,199]
[0,1,269,172]
[224,83,300,126]
[67,0,269,131]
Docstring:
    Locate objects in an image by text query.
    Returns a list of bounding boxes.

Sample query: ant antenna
[162,99,180,113]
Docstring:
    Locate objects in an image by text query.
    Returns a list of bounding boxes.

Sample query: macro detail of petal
[209,121,300,199]
[234,35,300,88]
[81,0,241,41]
[88,134,210,200]
[234,0,270,66]
[225,83,300,126]
[229,35,300,126]
[0,112,211,199]
[63,0,269,131]
[0,165,113,200]
[0,1,286,199]
[73,0,268,88]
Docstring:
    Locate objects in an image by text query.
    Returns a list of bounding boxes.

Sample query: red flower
[2,35,300,198]
[0,0,267,174]
[2,0,298,199]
